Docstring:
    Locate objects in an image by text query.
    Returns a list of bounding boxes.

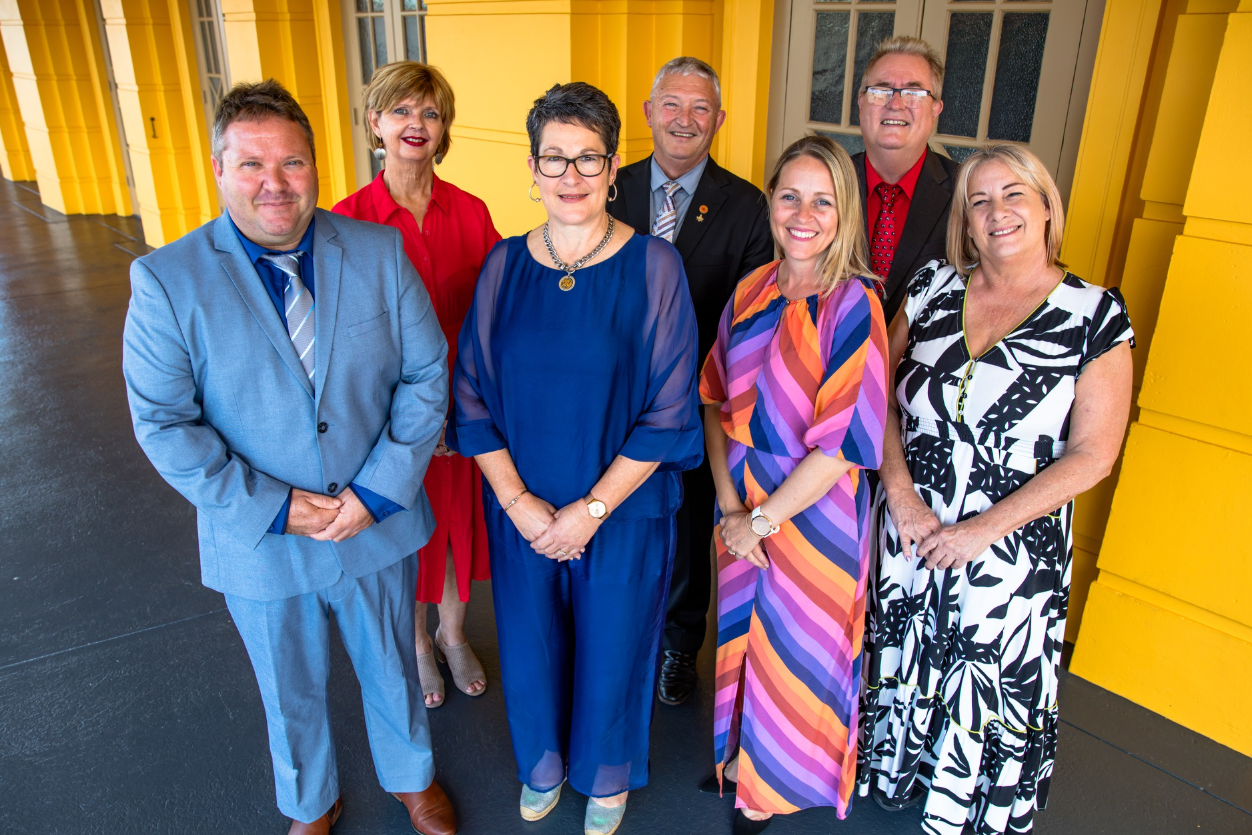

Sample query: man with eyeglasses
[854,36,959,324]
[609,56,773,708]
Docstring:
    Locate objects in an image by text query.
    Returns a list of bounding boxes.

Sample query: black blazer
[610,155,774,362]
[853,149,960,324]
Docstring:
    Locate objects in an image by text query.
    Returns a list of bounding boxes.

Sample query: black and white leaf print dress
[857,262,1134,835]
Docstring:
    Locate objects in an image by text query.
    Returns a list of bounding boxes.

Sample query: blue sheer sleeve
[618,238,703,471]
[447,240,509,457]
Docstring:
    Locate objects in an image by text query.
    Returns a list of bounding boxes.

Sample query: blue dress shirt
[228,216,406,534]
[648,155,708,241]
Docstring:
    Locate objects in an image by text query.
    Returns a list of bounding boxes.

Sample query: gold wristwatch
[586,495,608,519]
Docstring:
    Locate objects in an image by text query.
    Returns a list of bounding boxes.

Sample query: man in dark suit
[123,81,456,835]
[609,56,773,706]
[853,36,960,324]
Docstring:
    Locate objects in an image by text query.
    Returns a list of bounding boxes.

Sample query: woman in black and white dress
[858,144,1134,835]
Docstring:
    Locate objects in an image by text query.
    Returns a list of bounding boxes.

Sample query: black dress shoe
[699,774,736,795]
[732,809,773,835]
[872,786,925,812]
[657,650,698,705]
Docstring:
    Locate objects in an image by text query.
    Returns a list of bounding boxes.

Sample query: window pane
[937,12,992,138]
[816,0,852,3]
[205,22,220,75]
[404,0,418,9]
[850,11,895,126]
[942,145,977,163]
[356,0,368,12]
[358,19,374,81]
[987,12,1048,142]
[404,16,422,61]
[809,11,850,125]
[372,0,385,11]
[819,130,865,156]
[374,15,388,69]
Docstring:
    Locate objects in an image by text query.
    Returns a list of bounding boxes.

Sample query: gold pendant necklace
[543,217,615,292]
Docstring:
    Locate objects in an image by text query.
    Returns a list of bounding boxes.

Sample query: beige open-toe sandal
[434,630,487,697]
[415,643,445,708]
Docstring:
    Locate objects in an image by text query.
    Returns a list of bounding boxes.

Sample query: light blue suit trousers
[225,553,433,822]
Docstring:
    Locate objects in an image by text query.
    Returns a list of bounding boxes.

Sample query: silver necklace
[543,216,615,291]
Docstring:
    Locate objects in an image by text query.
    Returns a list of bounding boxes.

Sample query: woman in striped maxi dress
[699,135,888,834]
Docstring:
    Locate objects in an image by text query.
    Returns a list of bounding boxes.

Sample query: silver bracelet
[503,488,528,511]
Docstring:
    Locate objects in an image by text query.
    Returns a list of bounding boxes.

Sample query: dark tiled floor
[1,176,1249,835]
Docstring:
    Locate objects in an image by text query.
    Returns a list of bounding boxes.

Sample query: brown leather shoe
[393,780,457,835]
[287,797,343,835]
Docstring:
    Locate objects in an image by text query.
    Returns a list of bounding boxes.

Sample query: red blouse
[333,172,501,379]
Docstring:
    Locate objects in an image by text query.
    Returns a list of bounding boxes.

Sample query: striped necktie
[260,251,315,384]
[651,180,683,242]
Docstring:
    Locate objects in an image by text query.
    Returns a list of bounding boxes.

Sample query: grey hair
[526,82,621,157]
[211,79,316,163]
[863,36,946,100]
[650,56,722,106]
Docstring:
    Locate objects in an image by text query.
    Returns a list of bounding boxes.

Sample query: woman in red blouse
[334,62,499,708]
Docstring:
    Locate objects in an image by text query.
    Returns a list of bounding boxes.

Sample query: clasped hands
[889,492,994,571]
[286,486,374,543]
[506,492,600,561]
[718,500,770,570]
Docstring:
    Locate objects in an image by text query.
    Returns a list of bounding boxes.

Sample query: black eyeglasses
[862,86,934,108]
[535,154,611,178]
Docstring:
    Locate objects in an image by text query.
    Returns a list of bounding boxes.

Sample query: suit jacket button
[317,422,328,433]
[327,482,338,494]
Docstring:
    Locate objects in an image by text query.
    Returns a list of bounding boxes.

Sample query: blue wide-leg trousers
[488,506,675,798]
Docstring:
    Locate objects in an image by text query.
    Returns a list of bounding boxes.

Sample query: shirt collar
[230,214,317,265]
[650,154,708,196]
[865,147,928,200]
[369,170,447,221]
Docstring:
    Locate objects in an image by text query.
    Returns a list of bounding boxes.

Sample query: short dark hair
[212,79,316,163]
[526,82,620,158]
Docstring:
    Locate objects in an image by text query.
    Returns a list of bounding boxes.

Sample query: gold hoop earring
[608,183,618,202]
[528,182,541,202]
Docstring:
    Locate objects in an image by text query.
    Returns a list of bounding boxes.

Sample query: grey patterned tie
[260,251,315,384]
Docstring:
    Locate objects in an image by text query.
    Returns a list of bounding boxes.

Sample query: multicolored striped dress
[699,261,887,818]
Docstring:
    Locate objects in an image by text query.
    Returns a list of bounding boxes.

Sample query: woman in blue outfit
[447,82,703,835]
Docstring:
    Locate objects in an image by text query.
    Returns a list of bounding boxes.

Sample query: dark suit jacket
[853,149,960,324]
[610,155,773,363]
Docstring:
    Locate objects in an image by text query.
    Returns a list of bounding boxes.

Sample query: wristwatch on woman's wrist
[585,495,608,519]
[749,506,780,537]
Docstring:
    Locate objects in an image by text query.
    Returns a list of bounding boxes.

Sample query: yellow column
[717,0,771,185]
[100,0,214,247]
[0,30,33,181]
[1071,0,1252,757]
[0,0,130,214]
[428,0,775,235]
[220,0,353,209]
[1056,0,1185,638]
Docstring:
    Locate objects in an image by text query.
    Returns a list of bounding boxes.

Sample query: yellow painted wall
[426,0,773,236]
[1070,0,1252,756]
[0,0,131,215]
[0,31,33,181]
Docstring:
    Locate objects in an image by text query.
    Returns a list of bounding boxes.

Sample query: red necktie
[870,183,903,297]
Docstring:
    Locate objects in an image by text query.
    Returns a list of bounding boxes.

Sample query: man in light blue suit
[123,80,458,835]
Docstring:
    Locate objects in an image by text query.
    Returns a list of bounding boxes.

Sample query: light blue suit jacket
[123,209,448,601]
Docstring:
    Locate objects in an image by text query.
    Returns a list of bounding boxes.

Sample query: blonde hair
[863,36,945,100]
[364,62,456,161]
[946,144,1066,274]
[766,135,873,297]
